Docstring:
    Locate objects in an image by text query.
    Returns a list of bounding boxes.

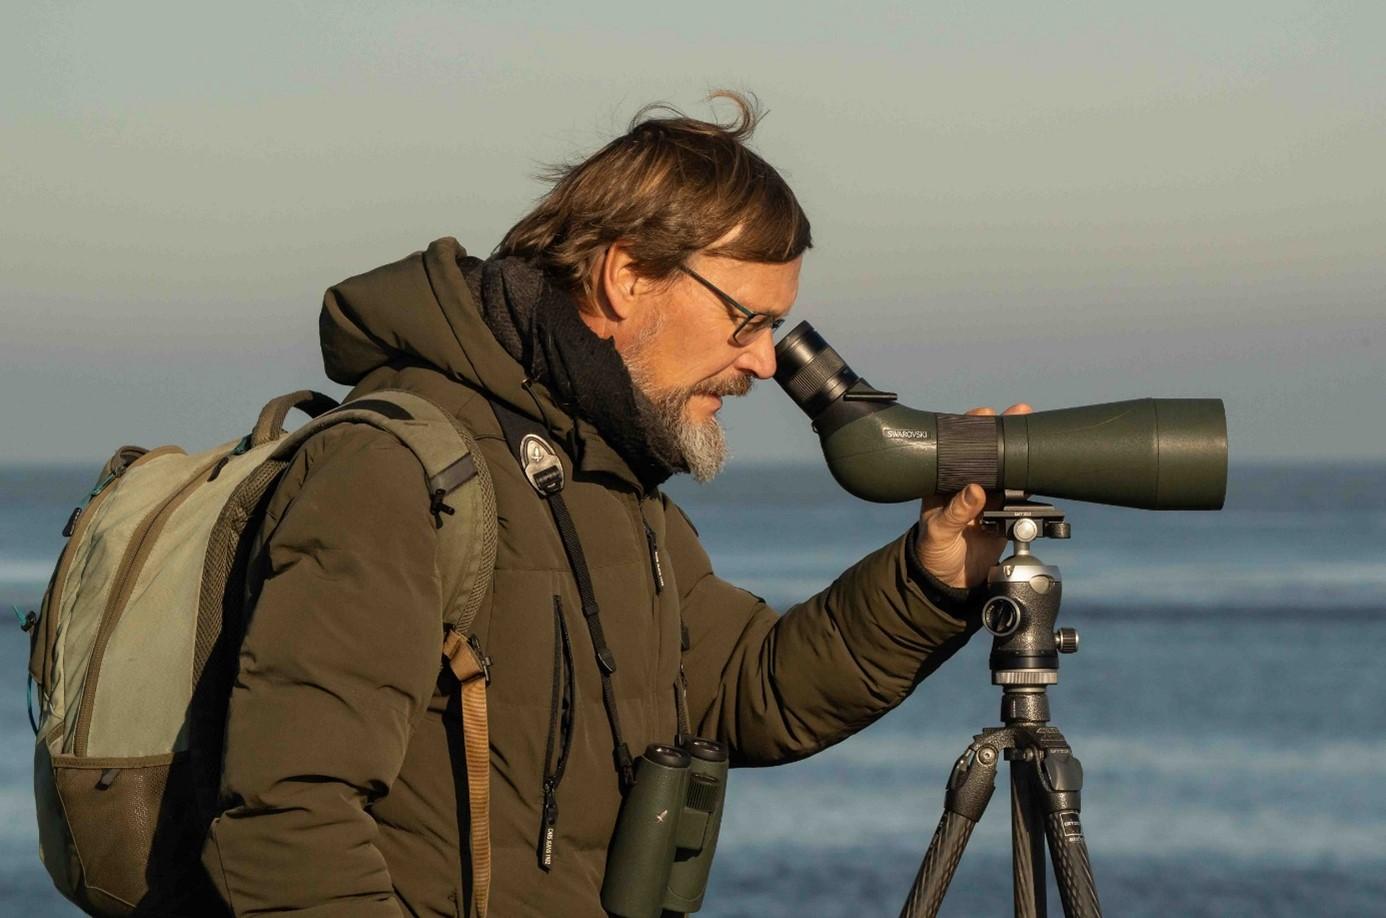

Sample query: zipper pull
[643,523,665,593]
[539,780,559,869]
[63,471,119,537]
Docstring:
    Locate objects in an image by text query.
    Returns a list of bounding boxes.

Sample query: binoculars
[775,322,1228,510]
[601,738,729,918]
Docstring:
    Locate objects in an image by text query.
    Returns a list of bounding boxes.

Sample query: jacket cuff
[905,524,984,624]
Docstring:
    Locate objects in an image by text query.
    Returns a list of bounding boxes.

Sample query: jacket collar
[426,240,655,490]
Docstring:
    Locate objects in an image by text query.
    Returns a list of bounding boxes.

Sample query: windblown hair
[497,90,812,301]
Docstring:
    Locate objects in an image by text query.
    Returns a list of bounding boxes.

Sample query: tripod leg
[899,742,1001,918]
[1037,751,1102,918]
[1010,759,1048,918]
[1043,811,1100,918]
[899,811,981,918]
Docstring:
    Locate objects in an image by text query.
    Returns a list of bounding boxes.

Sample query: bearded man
[202,93,1027,917]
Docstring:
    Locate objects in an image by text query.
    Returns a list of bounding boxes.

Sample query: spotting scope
[773,323,1227,509]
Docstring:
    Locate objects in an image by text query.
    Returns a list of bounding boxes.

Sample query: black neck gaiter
[477,256,683,489]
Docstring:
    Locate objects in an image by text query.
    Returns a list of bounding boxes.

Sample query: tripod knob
[1055,628,1080,654]
[981,596,1023,637]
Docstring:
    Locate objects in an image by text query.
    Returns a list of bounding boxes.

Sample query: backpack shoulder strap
[189,387,497,917]
[270,389,498,636]
[270,388,498,918]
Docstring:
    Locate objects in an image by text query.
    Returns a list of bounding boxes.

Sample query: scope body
[774,323,1228,510]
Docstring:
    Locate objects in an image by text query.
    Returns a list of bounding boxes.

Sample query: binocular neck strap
[490,400,637,791]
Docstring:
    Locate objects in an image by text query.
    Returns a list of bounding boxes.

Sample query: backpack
[26,388,499,917]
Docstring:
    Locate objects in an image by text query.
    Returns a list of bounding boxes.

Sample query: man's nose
[735,331,778,380]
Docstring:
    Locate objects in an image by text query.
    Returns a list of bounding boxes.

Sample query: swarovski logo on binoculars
[883,428,930,441]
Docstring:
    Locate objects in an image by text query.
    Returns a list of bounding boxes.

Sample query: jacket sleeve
[664,496,980,766]
[202,426,443,917]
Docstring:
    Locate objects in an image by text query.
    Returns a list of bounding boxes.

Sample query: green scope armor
[774,323,1228,510]
[601,739,729,918]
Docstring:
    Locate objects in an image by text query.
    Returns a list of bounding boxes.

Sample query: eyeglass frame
[676,264,787,345]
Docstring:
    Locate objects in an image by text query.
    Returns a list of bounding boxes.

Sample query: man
[202,93,1028,916]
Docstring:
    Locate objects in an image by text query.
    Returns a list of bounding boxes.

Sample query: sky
[2,1,1382,464]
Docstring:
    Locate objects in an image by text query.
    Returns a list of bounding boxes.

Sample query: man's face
[620,254,802,480]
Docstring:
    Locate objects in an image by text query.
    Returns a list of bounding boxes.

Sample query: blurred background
[2,2,1382,915]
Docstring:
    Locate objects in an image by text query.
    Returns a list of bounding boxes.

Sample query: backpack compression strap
[443,629,492,918]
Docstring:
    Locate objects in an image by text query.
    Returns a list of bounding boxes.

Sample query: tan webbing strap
[443,629,492,918]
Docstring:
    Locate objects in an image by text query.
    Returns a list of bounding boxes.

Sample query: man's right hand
[916,403,1033,589]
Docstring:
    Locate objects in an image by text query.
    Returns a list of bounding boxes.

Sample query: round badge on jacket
[520,433,564,495]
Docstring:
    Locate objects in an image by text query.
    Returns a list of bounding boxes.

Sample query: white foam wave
[0,558,53,586]
[719,734,1386,863]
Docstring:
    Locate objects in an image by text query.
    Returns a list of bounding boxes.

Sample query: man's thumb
[934,484,984,537]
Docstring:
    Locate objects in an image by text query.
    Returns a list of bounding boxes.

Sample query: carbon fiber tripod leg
[1043,810,1101,918]
[899,742,1001,918]
[899,811,980,918]
[1036,749,1102,918]
[1010,759,1047,918]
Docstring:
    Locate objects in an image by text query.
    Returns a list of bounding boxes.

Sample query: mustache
[694,373,754,399]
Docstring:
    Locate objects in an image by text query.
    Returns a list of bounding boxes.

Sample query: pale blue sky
[2,1,1382,463]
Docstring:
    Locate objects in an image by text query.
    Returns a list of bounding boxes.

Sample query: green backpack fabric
[27,388,498,917]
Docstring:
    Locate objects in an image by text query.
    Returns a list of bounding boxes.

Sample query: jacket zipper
[538,595,575,870]
[640,510,664,594]
[638,502,689,743]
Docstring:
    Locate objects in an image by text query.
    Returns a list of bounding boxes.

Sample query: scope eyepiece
[774,323,861,419]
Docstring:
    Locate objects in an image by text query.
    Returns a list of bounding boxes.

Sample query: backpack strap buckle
[443,630,491,685]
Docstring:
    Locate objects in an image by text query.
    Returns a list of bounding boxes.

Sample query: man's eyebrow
[737,289,792,317]
[757,299,794,318]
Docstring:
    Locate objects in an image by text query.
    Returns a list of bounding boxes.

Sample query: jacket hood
[319,237,644,487]
[320,237,530,410]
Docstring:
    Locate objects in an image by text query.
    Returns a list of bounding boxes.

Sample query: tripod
[899,501,1102,918]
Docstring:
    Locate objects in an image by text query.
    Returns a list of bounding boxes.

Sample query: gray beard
[624,319,750,482]
[635,383,733,482]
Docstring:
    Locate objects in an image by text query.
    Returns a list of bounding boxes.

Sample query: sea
[1,460,1383,917]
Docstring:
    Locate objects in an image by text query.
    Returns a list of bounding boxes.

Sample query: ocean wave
[0,558,54,587]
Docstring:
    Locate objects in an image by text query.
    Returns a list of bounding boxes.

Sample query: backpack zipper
[34,446,181,726]
[537,595,575,870]
[72,452,222,756]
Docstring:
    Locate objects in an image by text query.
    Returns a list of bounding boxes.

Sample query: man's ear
[597,241,646,321]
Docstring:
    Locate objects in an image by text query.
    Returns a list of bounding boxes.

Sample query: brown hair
[497,90,812,302]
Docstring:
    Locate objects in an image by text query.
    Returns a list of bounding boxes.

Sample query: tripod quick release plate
[980,500,1069,542]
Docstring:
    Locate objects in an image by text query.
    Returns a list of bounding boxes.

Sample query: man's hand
[917,403,1034,589]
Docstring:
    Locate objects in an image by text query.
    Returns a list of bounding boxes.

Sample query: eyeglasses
[677,264,787,345]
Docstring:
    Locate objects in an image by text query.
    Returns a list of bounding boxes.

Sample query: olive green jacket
[202,238,977,916]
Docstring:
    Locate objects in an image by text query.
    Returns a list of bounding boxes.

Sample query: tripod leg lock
[944,744,1000,822]
[1037,750,1084,814]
